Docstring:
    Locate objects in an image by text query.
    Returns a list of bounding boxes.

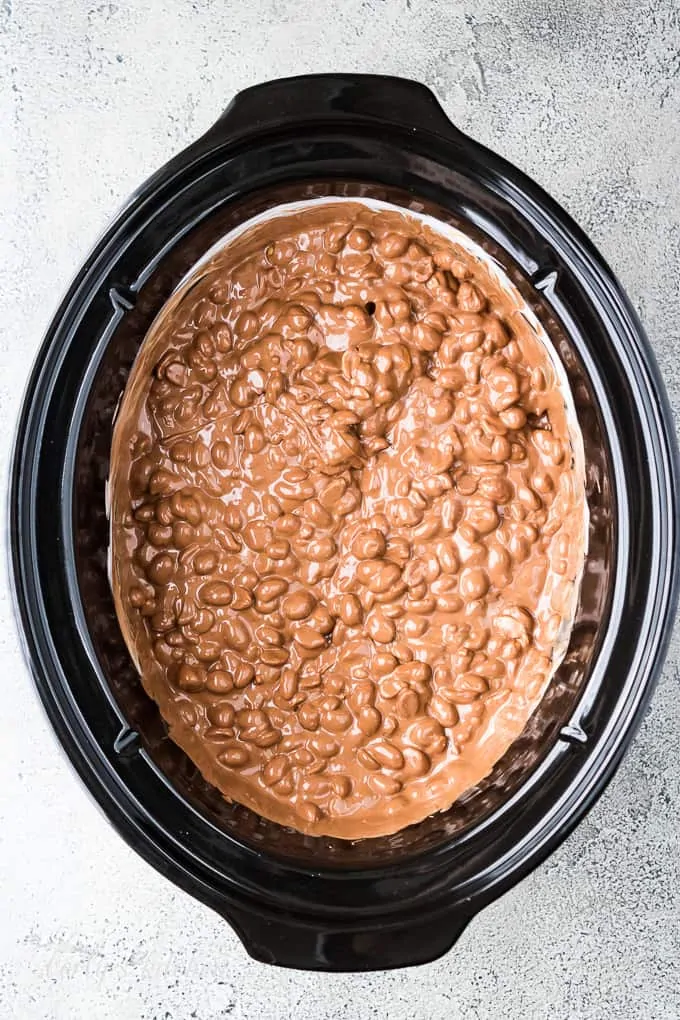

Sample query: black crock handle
[222,904,472,971]
[197,74,463,146]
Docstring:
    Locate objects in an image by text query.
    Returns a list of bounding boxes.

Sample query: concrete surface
[1,1,679,1017]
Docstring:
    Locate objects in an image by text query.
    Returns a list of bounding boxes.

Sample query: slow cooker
[10,74,679,971]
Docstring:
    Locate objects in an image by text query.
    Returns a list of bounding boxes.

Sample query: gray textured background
[1,2,679,1018]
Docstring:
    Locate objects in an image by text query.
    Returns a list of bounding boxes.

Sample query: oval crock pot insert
[12,75,678,971]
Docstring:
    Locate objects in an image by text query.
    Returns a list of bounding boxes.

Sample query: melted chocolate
[109,201,587,838]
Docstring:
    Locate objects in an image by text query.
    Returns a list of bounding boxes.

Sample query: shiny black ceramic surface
[10,75,679,970]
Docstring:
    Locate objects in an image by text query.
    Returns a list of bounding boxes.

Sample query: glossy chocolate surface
[110,201,586,837]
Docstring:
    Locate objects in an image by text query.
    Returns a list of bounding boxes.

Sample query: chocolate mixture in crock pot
[109,201,587,839]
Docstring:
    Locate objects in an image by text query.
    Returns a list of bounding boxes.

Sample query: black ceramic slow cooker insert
[10,75,679,971]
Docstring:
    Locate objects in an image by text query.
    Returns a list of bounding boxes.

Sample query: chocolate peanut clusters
[110,201,586,838]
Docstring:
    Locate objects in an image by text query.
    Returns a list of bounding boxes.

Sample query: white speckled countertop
[1,2,679,1017]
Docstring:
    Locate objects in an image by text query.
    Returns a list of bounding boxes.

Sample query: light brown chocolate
[109,201,587,839]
